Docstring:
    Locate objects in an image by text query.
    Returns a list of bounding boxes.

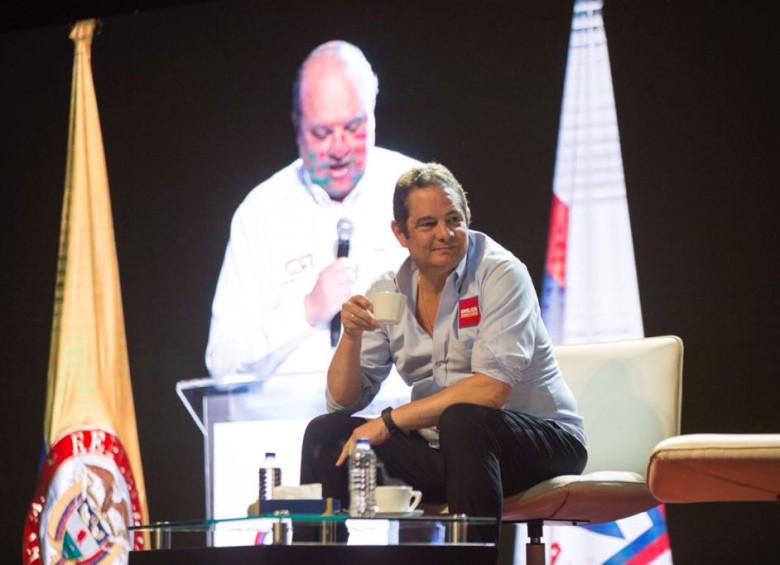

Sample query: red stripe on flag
[626,532,671,564]
[545,193,569,286]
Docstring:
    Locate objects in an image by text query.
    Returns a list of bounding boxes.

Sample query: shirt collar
[453,231,472,292]
[394,230,472,295]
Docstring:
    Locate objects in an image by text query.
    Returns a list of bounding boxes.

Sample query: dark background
[1,1,777,562]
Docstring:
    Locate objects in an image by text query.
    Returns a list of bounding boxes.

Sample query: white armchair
[500,335,684,565]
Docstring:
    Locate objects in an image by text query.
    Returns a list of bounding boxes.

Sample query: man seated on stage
[300,163,588,546]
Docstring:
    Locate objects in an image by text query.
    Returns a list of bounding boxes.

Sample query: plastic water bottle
[349,438,377,517]
[259,452,282,500]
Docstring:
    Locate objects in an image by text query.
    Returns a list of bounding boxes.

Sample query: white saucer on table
[374,509,425,518]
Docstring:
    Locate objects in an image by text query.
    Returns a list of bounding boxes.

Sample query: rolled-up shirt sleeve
[326,325,394,414]
[469,259,540,386]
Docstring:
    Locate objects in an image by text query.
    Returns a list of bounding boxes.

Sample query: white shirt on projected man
[206,146,418,398]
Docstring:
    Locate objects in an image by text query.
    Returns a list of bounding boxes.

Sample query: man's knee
[303,412,359,448]
[439,403,498,435]
[303,413,333,437]
[438,403,503,461]
[301,414,354,480]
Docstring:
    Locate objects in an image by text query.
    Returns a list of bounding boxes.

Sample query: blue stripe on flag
[541,271,565,343]
[581,521,625,539]
[602,507,668,564]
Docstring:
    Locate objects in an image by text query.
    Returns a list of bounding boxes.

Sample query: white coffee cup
[370,291,406,324]
[375,485,422,514]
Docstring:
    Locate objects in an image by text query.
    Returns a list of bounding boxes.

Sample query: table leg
[152,522,171,550]
[446,514,468,543]
[319,521,336,543]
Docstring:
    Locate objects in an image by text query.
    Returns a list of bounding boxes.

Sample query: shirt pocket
[453,326,478,349]
[446,326,479,374]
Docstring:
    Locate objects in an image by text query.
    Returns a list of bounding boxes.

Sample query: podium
[177,370,411,545]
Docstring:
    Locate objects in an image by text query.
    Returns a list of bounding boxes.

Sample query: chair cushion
[502,471,657,523]
[647,433,780,503]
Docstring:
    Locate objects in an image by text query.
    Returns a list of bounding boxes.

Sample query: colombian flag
[23,20,149,564]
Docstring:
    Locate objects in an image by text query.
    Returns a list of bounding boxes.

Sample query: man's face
[296,61,375,200]
[392,184,469,277]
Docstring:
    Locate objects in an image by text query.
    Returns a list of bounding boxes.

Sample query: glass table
[130,511,498,550]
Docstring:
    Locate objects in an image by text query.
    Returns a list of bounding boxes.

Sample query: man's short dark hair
[393,163,470,235]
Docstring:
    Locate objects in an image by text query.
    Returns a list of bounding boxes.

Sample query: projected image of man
[206,41,420,384]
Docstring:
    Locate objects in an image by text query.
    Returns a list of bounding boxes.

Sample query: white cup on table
[375,485,422,514]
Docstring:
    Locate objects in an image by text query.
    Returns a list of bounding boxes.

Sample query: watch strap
[381,406,400,434]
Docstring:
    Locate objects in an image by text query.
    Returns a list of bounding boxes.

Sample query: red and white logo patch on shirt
[458,296,481,328]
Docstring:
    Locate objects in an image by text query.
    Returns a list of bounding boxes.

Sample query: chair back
[554,335,683,476]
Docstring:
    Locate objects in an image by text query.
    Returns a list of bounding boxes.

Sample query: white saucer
[374,509,425,518]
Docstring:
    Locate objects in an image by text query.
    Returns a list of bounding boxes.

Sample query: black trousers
[299,403,587,545]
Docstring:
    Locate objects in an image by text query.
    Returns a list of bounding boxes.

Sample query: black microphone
[330,218,354,347]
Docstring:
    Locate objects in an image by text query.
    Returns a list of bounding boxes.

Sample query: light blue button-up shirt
[327,230,586,446]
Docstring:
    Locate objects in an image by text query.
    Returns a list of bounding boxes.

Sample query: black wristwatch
[381,406,401,434]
